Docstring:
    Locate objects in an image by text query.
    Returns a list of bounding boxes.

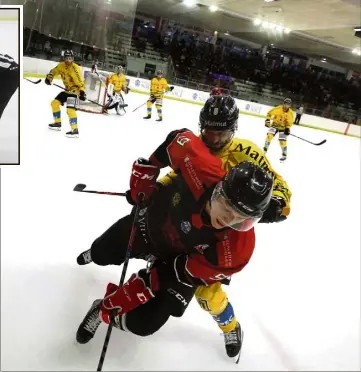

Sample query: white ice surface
[0,20,19,164]
[1,80,360,370]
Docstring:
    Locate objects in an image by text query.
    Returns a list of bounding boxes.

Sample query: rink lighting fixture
[224,31,230,35]
[183,0,196,6]
[209,5,218,12]
[321,57,327,62]
[352,48,361,56]
[354,27,361,31]
[253,18,262,26]
[255,19,290,34]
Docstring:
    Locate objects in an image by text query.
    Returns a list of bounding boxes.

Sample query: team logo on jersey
[172,192,181,207]
[181,220,192,234]
[194,244,209,254]
[138,207,148,216]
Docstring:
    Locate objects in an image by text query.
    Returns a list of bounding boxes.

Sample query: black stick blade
[317,139,327,145]
[73,183,87,191]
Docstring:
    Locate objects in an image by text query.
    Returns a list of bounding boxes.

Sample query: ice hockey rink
[1,80,360,371]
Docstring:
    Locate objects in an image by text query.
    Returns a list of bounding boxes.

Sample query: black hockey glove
[284,128,290,135]
[125,87,130,94]
[265,119,271,127]
[259,196,287,224]
[45,73,53,85]
[79,90,86,101]
[150,94,156,103]
[169,86,174,91]
[125,189,136,206]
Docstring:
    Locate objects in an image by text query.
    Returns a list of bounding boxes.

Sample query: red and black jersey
[144,129,255,286]
[210,87,222,96]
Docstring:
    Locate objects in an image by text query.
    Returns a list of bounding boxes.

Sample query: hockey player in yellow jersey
[104,66,129,115]
[143,70,174,122]
[46,50,86,138]
[158,95,291,360]
[263,97,294,162]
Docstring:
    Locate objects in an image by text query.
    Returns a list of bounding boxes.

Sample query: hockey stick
[132,101,148,112]
[97,198,144,371]
[290,133,326,146]
[24,78,42,84]
[73,183,126,197]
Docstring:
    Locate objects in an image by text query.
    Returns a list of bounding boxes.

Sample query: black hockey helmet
[283,97,292,105]
[199,95,239,132]
[211,161,273,231]
[63,50,74,58]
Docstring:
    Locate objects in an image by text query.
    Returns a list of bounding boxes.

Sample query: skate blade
[48,127,61,131]
[65,134,79,138]
[234,329,244,364]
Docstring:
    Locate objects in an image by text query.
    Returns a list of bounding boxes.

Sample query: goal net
[78,71,109,114]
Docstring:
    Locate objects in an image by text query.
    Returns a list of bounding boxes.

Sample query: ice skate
[65,128,79,138]
[223,322,244,363]
[77,248,92,265]
[143,115,151,119]
[280,155,287,162]
[48,123,61,131]
[156,117,163,122]
[76,299,102,344]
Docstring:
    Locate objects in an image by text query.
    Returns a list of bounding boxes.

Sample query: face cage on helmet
[211,181,263,231]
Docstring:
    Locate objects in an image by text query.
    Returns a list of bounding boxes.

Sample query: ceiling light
[262,21,270,28]
[276,25,284,32]
[264,0,275,2]
[253,18,262,26]
[284,28,291,34]
[352,48,361,55]
[354,27,361,31]
[183,0,195,6]
[224,31,230,35]
[209,5,218,12]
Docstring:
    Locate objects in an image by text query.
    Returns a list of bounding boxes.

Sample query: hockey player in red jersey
[210,86,222,96]
[75,125,274,345]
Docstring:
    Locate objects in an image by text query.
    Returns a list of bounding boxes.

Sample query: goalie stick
[290,133,326,146]
[73,183,126,196]
[24,78,42,84]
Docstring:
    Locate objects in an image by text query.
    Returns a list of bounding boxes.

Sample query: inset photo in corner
[0,6,20,165]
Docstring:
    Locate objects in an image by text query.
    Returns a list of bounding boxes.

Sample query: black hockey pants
[89,212,196,336]
[0,68,19,118]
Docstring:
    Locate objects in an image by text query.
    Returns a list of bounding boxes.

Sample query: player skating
[46,50,86,138]
[158,95,292,360]
[143,70,174,122]
[103,65,129,115]
[75,124,274,357]
[263,97,294,162]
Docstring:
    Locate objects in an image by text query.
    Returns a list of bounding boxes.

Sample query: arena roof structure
[136,0,361,70]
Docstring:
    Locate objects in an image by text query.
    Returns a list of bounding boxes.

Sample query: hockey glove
[100,269,160,323]
[259,196,287,223]
[125,189,136,206]
[265,119,271,127]
[45,73,53,85]
[79,90,86,101]
[169,86,174,91]
[284,128,290,135]
[149,95,157,103]
[130,158,160,204]
[125,87,130,94]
